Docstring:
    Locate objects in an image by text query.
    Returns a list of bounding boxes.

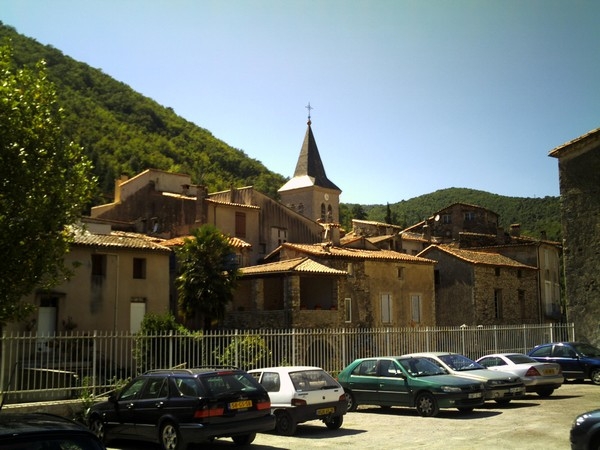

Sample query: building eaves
[548,126,600,159]
[422,244,537,269]
[282,243,436,264]
[239,257,347,276]
[161,235,252,250]
[205,198,261,209]
[73,230,171,253]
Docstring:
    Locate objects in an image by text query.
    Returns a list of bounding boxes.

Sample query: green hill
[0,22,286,203]
[341,187,561,241]
[1,22,560,241]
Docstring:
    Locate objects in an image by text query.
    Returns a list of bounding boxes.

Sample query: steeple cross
[305,102,313,122]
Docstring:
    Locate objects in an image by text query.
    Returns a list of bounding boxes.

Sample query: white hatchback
[248,366,347,435]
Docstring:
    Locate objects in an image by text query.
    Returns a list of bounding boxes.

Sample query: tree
[0,44,95,324]
[175,225,239,329]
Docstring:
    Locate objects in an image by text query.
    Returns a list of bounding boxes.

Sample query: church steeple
[279,106,341,223]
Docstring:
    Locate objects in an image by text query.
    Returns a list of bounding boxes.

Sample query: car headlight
[441,385,462,393]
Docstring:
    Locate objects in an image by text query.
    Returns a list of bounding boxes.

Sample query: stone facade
[549,126,600,346]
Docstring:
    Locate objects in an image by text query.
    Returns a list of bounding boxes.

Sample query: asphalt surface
[108,380,598,450]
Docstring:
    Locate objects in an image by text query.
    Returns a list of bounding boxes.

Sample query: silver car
[403,352,525,404]
[476,353,563,397]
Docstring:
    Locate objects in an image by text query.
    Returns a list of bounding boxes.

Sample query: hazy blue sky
[2,0,599,204]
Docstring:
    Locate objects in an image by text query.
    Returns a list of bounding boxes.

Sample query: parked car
[570,409,600,450]
[336,356,485,417]
[528,342,600,385]
[0,412,105,449]
[248,366,347,435]
[87,367,275,450]
[404,352,525,404]
[476,353,564,397]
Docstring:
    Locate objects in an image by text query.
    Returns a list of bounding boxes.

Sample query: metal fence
[0,323,574,404]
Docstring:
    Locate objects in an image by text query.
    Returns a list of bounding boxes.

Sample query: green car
[337,356,485,417]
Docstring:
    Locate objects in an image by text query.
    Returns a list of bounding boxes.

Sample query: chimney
[194,185,209,225]
[114,174,128,203]
[510,224,521,237]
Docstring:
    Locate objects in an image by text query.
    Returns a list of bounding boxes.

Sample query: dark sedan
[528,342,600,385]
[571,409,600,450]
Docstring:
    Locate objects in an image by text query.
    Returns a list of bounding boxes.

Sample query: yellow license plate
[230,400,253,409]
[542,369,555,375]
[317,407,335,416]
[468,392,482,398]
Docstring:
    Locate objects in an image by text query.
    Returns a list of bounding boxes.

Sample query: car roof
[144,366,242,376]
[248,366,324,373]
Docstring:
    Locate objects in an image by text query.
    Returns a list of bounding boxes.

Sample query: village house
[226,242,437,329]
[418,244,538,326]
[549,126,600,346]
[13,219,171,334]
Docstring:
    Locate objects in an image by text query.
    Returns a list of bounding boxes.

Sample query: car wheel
[275,410,297,436]
[323,415,343,430]
[345,391,358,412]
[232,432,256,445]
[89,416,106,442]
[457,407,474,413]
[495,398,511,405]
[590,368,600,385]
[415,392,439,417]
[160,421,181,450]
[537,388,554,397]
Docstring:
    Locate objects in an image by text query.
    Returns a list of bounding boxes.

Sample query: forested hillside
[1,22,560,240]
[0,22,286,203]
[341,188,561,241]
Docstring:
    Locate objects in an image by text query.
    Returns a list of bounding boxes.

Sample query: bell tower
[278,104,341,223]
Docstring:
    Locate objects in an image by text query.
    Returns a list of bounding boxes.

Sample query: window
[380,293,392,324]
[320,203,326,221]
[411,294,422,323]
[465,211,475,221]
[434,270,441,285]
[344,298,352,323]
[327,204,333,221]
[494,289,503,319]
[235,212,246,238]
[517,269,522,278]
[495,267,501,276]
[442,214,452,224]
[133,258,146,279]
[397,267,404,279]
[91,254,106,277]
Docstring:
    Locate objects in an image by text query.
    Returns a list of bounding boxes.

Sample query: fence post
[168,330,173,369]
[494,325,498,352]
[235,329,239,369]
[92,330,97,396]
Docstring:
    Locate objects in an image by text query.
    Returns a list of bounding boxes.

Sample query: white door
[130,301,146,333]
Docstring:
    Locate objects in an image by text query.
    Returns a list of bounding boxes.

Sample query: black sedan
[87,368,275,450]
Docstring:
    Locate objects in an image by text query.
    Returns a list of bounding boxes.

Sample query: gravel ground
[109,380,598,450]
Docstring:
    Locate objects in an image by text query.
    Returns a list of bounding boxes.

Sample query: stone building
[549,126,600,346]
[227,242,437,329]
[418,245,539,326]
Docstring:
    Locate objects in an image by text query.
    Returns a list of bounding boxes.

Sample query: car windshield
[289,370,339,391]
[506,354,536,364]
[439,354,484,371]
[572,343,600,357]
[398,357,447,377]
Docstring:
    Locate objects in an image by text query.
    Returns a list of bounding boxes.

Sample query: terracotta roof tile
[422,245,537,269]
[73,230,171,252]
[239,257,347,276]
[161,235,252,249]
[282,243,435,264]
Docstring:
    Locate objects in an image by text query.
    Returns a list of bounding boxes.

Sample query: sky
[2,1,599,205]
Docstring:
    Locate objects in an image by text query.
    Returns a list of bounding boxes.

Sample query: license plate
[468,392,482,398]
[229,400,253,410]
[509,387,522,393]
[542,369,555,375]
[317,407,335,416]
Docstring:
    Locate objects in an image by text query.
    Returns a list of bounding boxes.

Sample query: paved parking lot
[109,380,597,450]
